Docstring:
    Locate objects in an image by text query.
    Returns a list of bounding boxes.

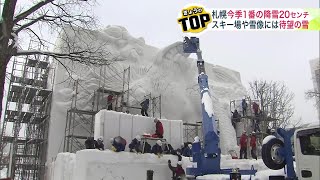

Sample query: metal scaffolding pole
[0,40,54,180]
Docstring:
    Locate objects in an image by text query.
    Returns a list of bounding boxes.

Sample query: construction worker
[182,144,192,157]
[250,132,257,160]
[129,135,142,153]
[152,140,163,157]
[95,136,104,150]
[168,160,185,180]
[110,136,126,152]
[140,98,149,116]
[152,118,164,138]
[252,102,259,116]
[85,137,95,149]
[242,99,248,116]
[231,110,240,129]
[239,131,247,159]
[107,94,114,110]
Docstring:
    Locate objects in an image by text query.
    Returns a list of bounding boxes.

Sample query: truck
[262,124,320,180]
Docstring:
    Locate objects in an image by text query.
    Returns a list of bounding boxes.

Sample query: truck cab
[294,125,320,179]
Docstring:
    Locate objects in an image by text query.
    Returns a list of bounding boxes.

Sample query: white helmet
[98,136,103,141]
[194,136,200,143]
[188,144,192,149]
[136,135,141,141]
[156,140,162,146]
[177,161,183,165]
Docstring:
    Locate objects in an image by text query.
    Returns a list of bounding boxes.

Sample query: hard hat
[252,131,256,134]
[156,140,162,146]
[188,144,192,148]
[136,135,141,141]
[98,136,103,141]
[177,161,183,165]
[194,136,200,142]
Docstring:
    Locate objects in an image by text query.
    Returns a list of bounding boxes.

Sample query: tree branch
[13,0,54,24]
[14,15,47,34]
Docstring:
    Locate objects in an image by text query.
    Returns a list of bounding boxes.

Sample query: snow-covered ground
[47,25,247,162]
[47,150,286,180]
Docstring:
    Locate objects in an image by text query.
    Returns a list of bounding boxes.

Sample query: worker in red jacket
[239,130,247,159]
[107,94,114,110]
[252,102,259,116]
[250,132,257,160]
[152,118,164,138]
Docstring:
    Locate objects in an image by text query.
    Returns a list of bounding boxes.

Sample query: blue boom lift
[182,37,257,178]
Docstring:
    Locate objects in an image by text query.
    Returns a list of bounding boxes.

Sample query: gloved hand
[111,146,117,152]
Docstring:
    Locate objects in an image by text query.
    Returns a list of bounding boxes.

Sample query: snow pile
[47,151,285,180]
[94,110,183,149]
[47,25,247,161]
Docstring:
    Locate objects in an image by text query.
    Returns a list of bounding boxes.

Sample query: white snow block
[48,153,76,180]
[119,113,133,149]
[169,120,184,149]
[94,110,105,140]
[94,110,183,149]
[103,111,121,148]
[73,150,175,180]
[132,114,154,138]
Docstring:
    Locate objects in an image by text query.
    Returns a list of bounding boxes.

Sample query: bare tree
[249,80,295,129]
[0,0,117,122]
[305,69,320,112]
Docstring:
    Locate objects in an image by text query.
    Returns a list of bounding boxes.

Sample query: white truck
[262,124,320,180]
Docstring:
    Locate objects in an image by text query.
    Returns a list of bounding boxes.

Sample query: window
[298,128,320,156]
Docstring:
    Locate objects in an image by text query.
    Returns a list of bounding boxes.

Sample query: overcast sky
[94,0,320,124]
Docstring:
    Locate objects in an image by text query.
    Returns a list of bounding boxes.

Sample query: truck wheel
[262,138,286,170]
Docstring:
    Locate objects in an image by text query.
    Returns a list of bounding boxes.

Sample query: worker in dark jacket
[111,136,126,152]
[129,135,142,153]
[168,160,185,180]
[152,118,164,138]
[152,140,163,156]
[140,98,149,116]
[242,99,248,116]
[182,144,192,157]
[164,144,175,154]
[95,136,104,150]
[239,131,247,159]
[231,110,240,129]
[85,137,95,149]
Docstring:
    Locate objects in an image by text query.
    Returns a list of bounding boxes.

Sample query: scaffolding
[0,44,54,179]
[183,122,202,143]
[230,96,278,158]
[63,66,130,153]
